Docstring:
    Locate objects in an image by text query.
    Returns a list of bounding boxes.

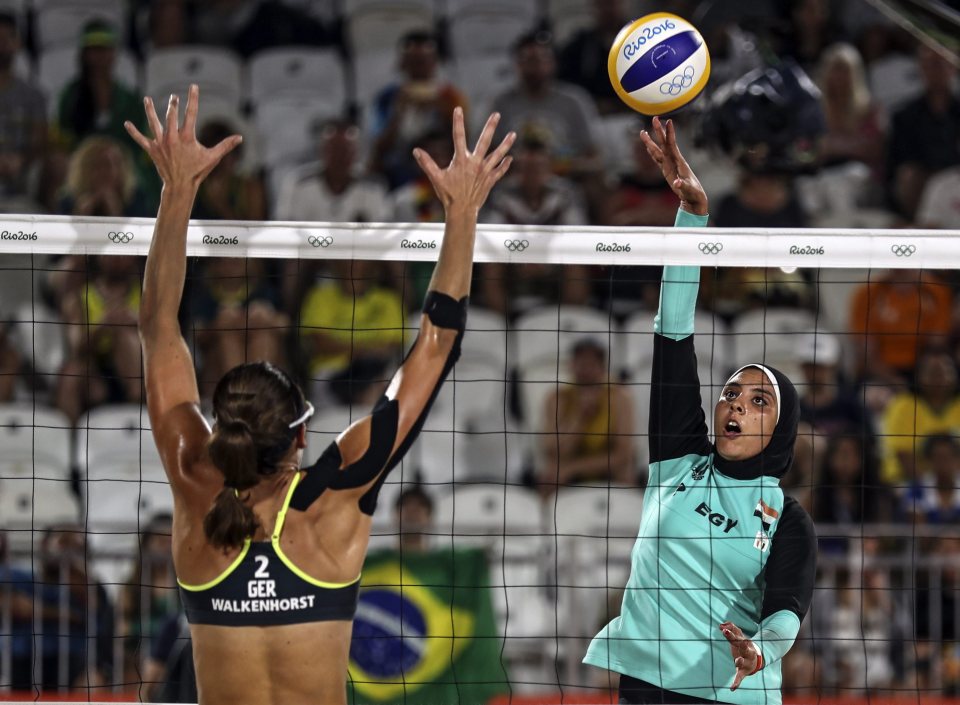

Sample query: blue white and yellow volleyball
[608,12,711,116]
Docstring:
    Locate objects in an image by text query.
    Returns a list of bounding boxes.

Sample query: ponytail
[204,420,261,550]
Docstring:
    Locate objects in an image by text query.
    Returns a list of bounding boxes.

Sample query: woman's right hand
[639,116,708,216]
[413,106,515,215]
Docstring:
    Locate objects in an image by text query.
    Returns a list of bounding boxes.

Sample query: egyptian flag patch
[754,500,780,530]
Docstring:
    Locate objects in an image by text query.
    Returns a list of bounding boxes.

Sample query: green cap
[80,19,117,48]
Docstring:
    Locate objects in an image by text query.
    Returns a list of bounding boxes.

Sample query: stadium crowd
[0,0,959,700]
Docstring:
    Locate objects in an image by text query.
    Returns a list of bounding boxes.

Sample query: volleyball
[607,12,711,116]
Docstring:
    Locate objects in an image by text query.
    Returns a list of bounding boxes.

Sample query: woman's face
[828,437,861,484]
[824,59,853,98]
[714,367,779,461]
[88,144,125,193]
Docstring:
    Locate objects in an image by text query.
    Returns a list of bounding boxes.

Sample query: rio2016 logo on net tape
[608,12,710,116]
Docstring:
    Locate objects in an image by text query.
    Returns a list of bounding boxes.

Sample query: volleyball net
[0,217,957,704]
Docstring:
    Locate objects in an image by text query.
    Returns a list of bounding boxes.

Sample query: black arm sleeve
[291,292,467,515]
[761,496,818,621]
[648,334,712,464]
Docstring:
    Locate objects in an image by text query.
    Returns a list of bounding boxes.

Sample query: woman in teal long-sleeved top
[583,117,817,705]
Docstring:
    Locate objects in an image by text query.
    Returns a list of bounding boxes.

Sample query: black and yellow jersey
[179,473,360,627]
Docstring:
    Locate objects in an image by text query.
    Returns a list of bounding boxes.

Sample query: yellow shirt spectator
[300,279,406,376]
[881,394,960,486]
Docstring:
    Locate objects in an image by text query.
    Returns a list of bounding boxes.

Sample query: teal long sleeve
[755,609,801,668]
[653,209,709,340]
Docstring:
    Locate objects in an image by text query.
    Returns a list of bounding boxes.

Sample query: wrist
[679,199,708,217]
[749,641,764,675]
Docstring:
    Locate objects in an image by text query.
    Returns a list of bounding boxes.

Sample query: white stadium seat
[0,403,72,477]
[75,404,163,475]
[445,0,540,60]
[729,308,820,382]
[546,0,592,45]
[352,49,399,115]
[145,47,244,115]
[248,47,347,108]
[254,97,340,170]
[450,55,514,134]
[0,474,80,552]
[33,1,125,52]
[343,0,434,56]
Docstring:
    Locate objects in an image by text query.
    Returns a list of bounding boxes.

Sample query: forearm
[426,206,476,300]
[139,185,197,334]
[754,609,801,668]
[654,209,708,340]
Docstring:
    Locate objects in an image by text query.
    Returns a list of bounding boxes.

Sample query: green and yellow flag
[348,547,511,705]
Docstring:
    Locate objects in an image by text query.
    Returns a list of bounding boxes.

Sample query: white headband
[288,401,315,429]
[726,365,781,424]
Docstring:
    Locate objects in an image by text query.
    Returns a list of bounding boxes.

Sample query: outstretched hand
[124,84,242,190]
[720,621,761,691]
[413,107,515,214]
[639,116,707,216]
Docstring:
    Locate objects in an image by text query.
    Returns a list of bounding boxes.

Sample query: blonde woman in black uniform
[126,86,514,705]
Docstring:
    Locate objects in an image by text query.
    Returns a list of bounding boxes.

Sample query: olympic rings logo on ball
[660,66,696,96]
[108,231,134,243]
[890,244,916,257]
[698,242,723,255]
[308,235,333,248]
[503,239,529,252]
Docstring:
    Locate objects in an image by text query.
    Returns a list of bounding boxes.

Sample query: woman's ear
[296,424,308,450]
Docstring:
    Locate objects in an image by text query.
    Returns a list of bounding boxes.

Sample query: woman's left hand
[719,621,761,691]
[124,84,242,190]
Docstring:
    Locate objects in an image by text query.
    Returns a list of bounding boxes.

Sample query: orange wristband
[749,644,764,675]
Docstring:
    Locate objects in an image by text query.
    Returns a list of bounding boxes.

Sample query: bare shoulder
[152,402,221,493]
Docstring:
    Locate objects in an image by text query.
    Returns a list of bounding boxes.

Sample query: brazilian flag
[348,547,511,705]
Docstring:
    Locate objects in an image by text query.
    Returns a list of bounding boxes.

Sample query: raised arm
[126,86,242,482]
[290,108,515,514]
[639,117,712,465]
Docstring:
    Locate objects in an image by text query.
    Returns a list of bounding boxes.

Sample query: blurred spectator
[142,610,196,702]
[813,434,891,545]
[915,535,960,692]
[119,515,177,686]
[915,163,960,228]
[369,31,466,190]
[492,31,601,177]
[391,128,451,308]
[0,320,21,401]
[705,171,813,314]
[880,349,960,487]
[483,134,590,314]
[487,135,588,226]
[191,0,328,57]
[887,45,960,220]
[277,118,392,224]
[0,529,33,690]
[0,11,46,210]
[849,271,952,386]
[557,0,632,115]
[142,0,187,53]
[55,255,142,422]
[35,525,114,689]
[58,135,152,217]
[189,257,288,395]
[798,333,871,436]
[54,20,145,156]
[828,566,895,693]
[816,43,887,180]
[601,120,678,228]
[395,485,434,553]
[903,434,960,524]
[793,333,872,511]
[276,118,392,310]
[192,119,265,221]
[598,119,679,310]
[298,259,405,385]
[777,0,842,69]
[538,338,635,493]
